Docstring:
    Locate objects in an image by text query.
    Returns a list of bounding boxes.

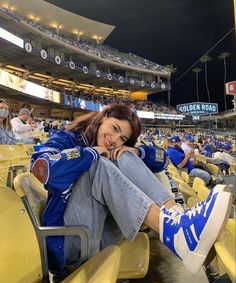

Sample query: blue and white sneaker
[159,186,232,274]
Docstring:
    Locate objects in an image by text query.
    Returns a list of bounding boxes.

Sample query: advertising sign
[176,102,218,115]
[225,81,236,95]
[0,69,60,103]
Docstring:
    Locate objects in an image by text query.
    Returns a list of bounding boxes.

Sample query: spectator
[10,108,35,144]
[0,99,16,144]
[166,135,211,184]
[221,144,236,165]
[31,104,231,281]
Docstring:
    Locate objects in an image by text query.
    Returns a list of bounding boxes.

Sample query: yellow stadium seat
[187,196,200,208]
[181,171,190,183]
[0,159,11,187]
[0,185,121,283]
[192,177,205,192]
[14,172,150,280]
[229,164,236,175]
[214,218,236,282]
[178,182,197,201]
[21,144,36,156]
[204,163,220,177]
[196,185,210,201]
[0,145,31,181]
[118,232,149,279]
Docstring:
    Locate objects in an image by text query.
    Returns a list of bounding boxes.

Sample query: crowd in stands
[73,91,178,113]
[0,6,167,74]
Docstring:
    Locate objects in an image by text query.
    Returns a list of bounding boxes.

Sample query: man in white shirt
[213,143,224,160]
[10,108,35,144]
[221,144,236,165]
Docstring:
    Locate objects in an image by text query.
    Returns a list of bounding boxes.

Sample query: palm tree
[192,67,202,102]
[164,64,177,109]
[200,54,212,102]
[218,52,231,111]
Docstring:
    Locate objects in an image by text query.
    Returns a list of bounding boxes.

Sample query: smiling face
[96,117,132,149]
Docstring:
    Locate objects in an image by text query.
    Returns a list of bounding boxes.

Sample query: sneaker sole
[183,190,233,274]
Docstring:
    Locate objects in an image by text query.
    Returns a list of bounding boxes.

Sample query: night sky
[46,0,236,111]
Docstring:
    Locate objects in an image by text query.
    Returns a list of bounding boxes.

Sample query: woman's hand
[92,146,110,158]
[109,145,139,160]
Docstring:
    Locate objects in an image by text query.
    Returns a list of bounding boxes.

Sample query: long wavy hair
[65,104,142,147]
[0,99,11,130]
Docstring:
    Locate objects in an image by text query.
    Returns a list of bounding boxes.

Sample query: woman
[31,104,232,279]
[0,99,16,144]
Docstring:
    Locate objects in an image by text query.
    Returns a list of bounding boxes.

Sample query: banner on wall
[0,68,60,103]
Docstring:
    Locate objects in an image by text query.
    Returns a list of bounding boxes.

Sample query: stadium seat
[178,182,197,201]
[13,172,150,280]
[229,164,236,175]
[214,218,236,283]
[204,163,220,177]
[20,144,36,156]
[196,185,210,201]
[181,171,190,183]
[0,159,11,187]
[13,172,90,280]
[118,232,149,279]
[192,177,205,192]
[0,185,121,283]
[0,145,31,186]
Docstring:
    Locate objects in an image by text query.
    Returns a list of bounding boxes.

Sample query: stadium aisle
[130,237,209,283]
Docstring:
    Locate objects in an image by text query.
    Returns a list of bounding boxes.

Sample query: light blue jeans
[63,152,172,264]
[189,168,211,185]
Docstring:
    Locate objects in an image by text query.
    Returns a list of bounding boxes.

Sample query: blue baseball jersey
[31,129,169,272]
[166,145,194,173]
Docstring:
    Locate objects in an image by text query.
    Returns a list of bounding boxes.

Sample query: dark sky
[46,0,236,111]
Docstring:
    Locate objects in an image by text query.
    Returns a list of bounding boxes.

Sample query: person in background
[0,99,16,144]
[203,144,212,157]
[213,143,224,159]
[167,135,211,184]
[220,144,236,165]
[31,104,231,281]
[10,108,35,144]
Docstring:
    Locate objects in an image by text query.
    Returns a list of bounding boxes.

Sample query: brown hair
[65,104,142,147]
[0,99,11,130]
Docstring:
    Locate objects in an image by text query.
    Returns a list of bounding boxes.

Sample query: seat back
[0,145,31,186]
[178,182,197,200]
[205,163,220,177]
[13,172,48,226]
[214,218,236,282]
[0,185,43,283]
[0,159,11,186]
[192,177,205,192]
[196,185,210,201]
[181,171,190,183]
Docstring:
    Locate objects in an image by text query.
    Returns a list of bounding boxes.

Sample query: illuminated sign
[225,81,236,95]
[0,27,24,48]
[176,102,218,115]
[0,69,60,103]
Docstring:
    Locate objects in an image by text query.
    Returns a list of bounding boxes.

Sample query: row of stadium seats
[167,163,235,282]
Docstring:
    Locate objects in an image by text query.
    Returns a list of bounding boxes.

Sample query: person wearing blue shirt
[31,104,232,280]
[166,135,211,184]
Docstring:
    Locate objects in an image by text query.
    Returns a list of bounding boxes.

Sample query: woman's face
[0,102,9,120]
[97,117,132,149]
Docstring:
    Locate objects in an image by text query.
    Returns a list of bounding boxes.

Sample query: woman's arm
[31,146,99,192]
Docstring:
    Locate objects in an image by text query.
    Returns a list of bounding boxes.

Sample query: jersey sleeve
[31,146,99,192]
[137,145,169,173]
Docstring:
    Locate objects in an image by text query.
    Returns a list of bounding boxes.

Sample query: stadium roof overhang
[0,0,115,41]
